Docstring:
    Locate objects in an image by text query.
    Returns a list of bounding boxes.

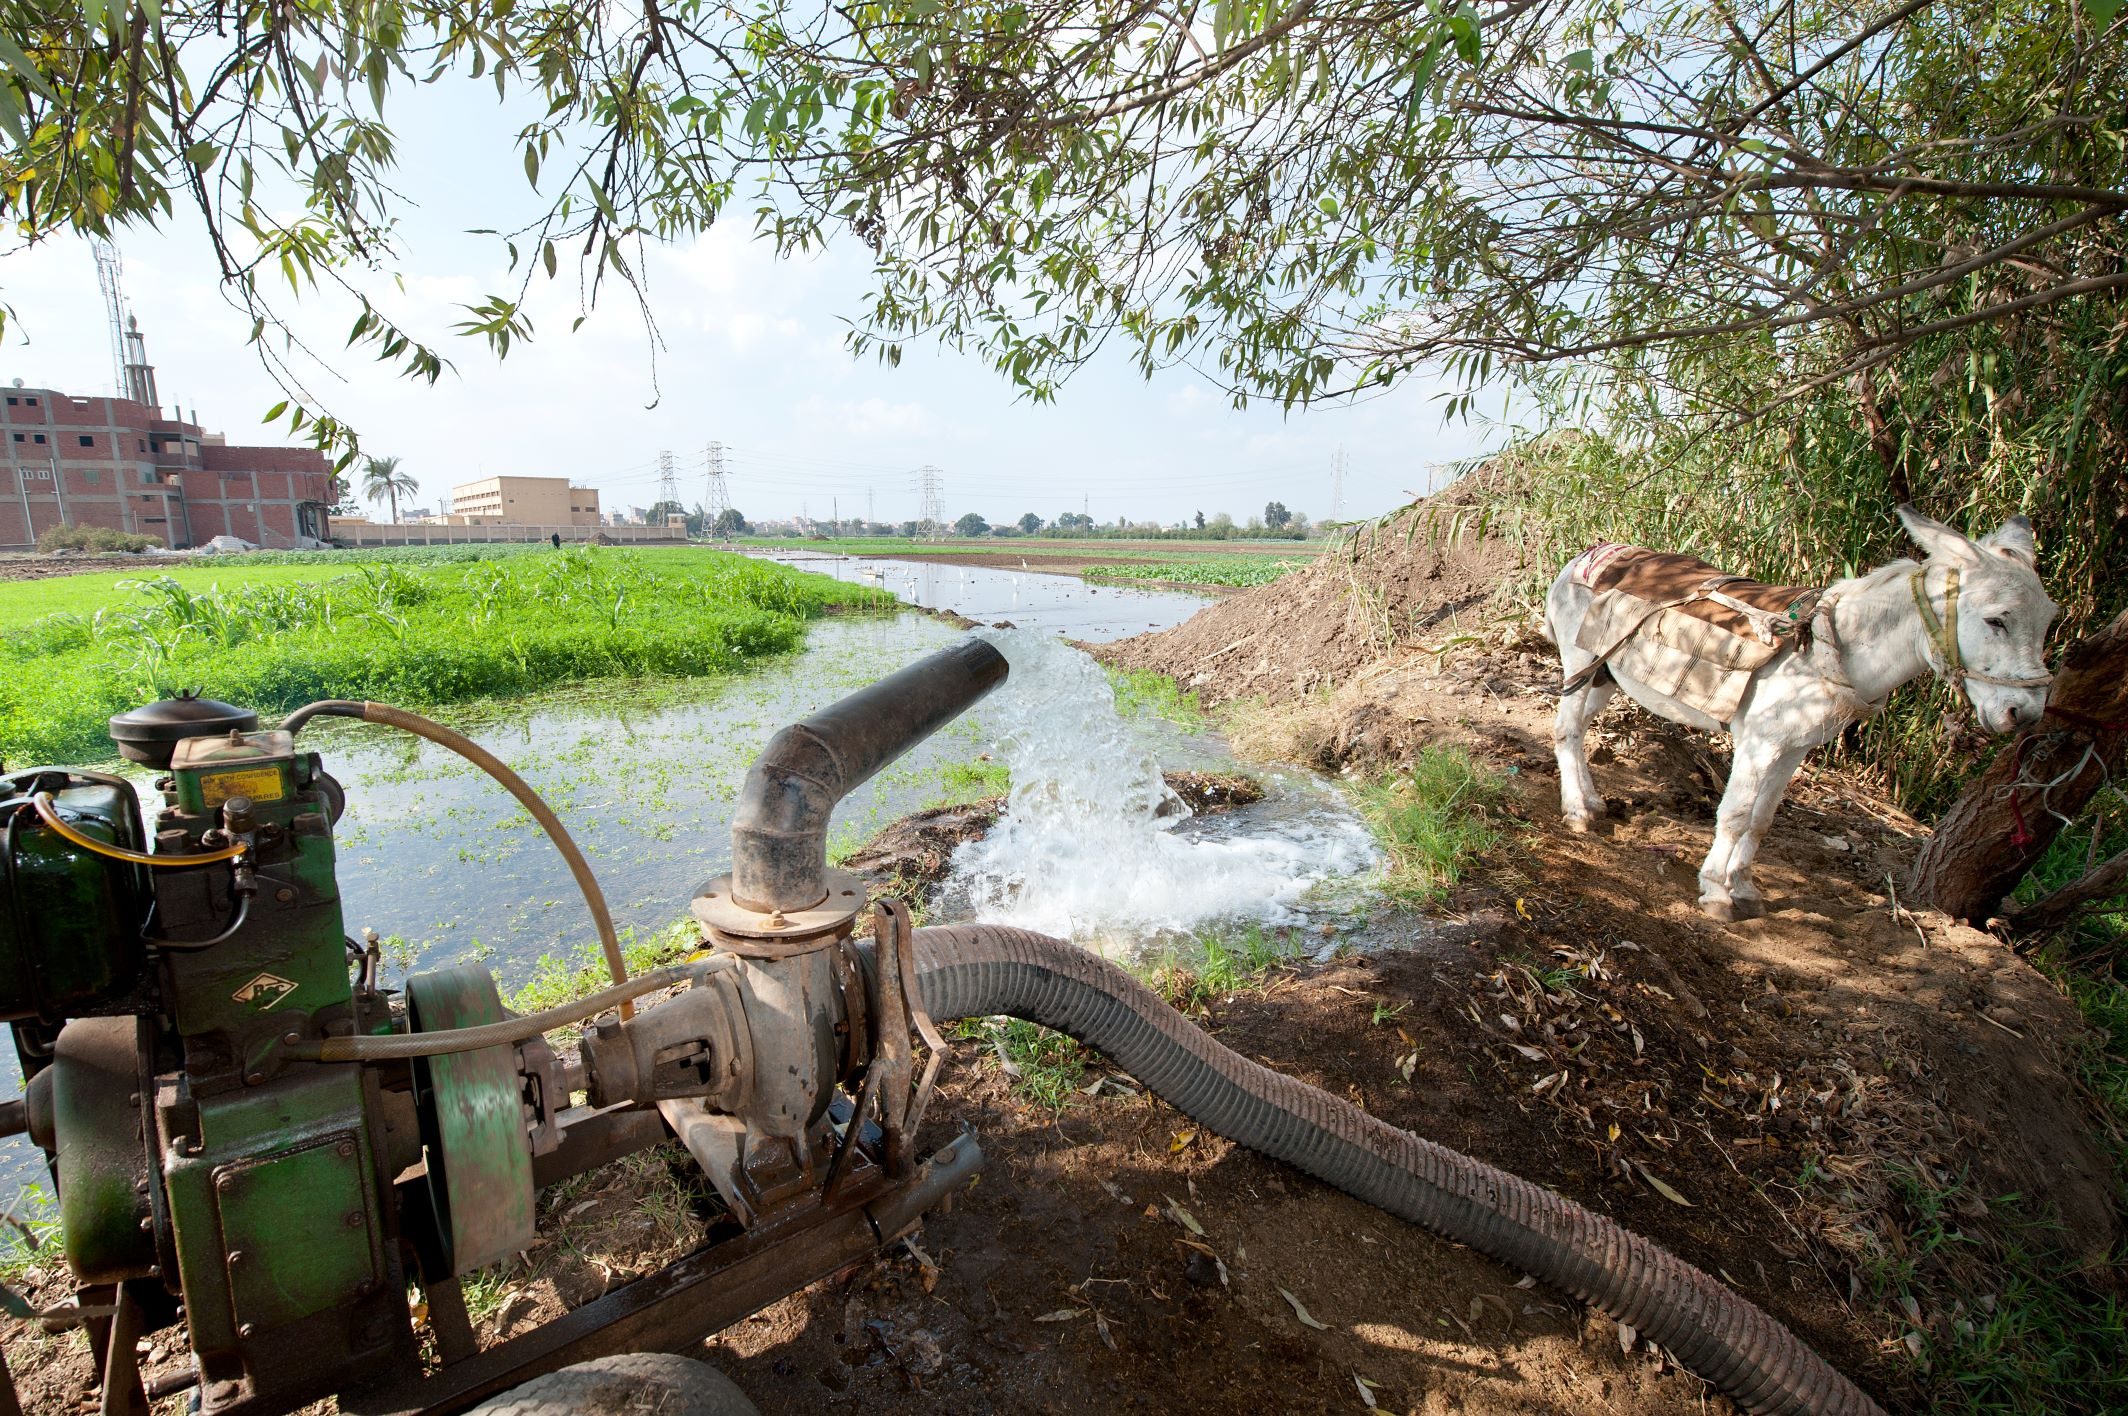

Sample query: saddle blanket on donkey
[1563,543,1824,722]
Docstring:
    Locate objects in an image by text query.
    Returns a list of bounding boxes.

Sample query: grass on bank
[502,919,703,1027]
[1106,664,1210,728]
[1353,746,1506,903]
[931,757,1009,807]
[1831,791,2128,1412]
[0,1181,56,1288]
[0,546,891,765]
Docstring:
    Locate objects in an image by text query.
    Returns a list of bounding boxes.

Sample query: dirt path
[0,551,194,582]
[708,1001,1723,1415]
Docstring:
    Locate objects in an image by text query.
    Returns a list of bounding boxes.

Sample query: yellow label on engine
[197,766,286,807]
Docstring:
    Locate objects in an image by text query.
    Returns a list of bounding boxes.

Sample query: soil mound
[1096,495,1524,706]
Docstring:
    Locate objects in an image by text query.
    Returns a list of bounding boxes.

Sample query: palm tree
[361,456,418,523]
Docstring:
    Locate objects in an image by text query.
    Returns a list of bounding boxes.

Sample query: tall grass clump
[0,546,891,764]
[1354,745,1505,903]
[1105,664,1209,728]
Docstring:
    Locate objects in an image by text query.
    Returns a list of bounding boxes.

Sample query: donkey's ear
[1978,514,2038,568]
[1896,504,1981,565]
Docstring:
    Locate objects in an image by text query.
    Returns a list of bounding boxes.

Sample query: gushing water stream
[946,631,1377,944]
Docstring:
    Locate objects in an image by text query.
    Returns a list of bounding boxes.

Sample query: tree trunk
[1905,609,2128,922]
[2005,844,2128,931]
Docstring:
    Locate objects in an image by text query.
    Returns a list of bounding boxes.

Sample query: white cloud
[791,394,933,440]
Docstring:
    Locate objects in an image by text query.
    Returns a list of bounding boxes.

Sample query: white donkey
[1547,507,2057,920]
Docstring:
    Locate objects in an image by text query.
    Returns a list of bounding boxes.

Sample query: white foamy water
[947,631,1378,943]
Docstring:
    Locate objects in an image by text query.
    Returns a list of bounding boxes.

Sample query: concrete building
[0,319,334,549]
[448,476,601,526]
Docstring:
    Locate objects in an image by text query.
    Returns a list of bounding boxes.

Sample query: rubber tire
[464,1353,762,1416]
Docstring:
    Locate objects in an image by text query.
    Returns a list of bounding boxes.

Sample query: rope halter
[1908,565,2054,692]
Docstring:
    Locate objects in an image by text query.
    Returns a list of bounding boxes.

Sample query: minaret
[121,315,160,412]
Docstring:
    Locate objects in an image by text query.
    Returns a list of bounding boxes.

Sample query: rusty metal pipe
[729,639,1008,912]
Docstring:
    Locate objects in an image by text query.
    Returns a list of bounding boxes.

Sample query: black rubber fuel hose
[884,923,1882,1416]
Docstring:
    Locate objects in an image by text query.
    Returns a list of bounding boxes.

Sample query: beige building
[448,475,602,526]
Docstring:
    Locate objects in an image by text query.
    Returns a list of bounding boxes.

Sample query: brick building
[0,319,335,550]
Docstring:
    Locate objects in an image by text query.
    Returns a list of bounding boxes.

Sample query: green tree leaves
[3,0,2121,465]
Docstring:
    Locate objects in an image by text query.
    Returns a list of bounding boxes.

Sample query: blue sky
[0,73,1514,529]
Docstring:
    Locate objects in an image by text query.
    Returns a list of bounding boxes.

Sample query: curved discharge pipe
[729,639,1008,912]
[877,923,1884,1416]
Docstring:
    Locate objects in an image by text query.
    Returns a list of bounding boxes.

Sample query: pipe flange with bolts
[691,867,868,956]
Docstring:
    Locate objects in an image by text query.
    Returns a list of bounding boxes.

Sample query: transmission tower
[1330,446,1347,521]
[656,450,680,513]
[915,465,945,539]
[703,441,731,529]
[93,240,128,398]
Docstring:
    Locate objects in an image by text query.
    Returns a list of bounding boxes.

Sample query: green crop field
[0,547,891,765]
[0,544,574,630]
[1081,555,1310,588]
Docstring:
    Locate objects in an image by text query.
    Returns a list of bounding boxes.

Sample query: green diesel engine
[0,652,1003,1416]
[4,698,411,1409]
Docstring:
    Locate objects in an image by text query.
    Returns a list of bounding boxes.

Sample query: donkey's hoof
[1563,815,1593,836]
[1699,897,1735,923]
[1729,895,1764,921]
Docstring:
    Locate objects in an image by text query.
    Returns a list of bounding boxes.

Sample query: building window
[77,434,94,447]
[31,434,44,444]
[137,440,146,452]
[23,397,35,407]
[83,468,99,485]
[141,471,159,485]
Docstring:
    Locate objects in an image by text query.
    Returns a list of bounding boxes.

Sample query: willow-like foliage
[2,0,2122,462]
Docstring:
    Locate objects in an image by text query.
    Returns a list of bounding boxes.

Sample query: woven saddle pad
[1567,544,1819,721]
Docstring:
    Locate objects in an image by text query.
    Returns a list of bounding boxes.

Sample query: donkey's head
[1897,505,2057,733]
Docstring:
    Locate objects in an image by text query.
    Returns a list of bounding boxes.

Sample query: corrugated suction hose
[894,923,1882,1416]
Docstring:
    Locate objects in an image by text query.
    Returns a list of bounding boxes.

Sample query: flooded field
[756,550,1205,639]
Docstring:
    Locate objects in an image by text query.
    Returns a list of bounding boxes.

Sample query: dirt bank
[1083,502,2122,1409]
[0,551,195,582]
